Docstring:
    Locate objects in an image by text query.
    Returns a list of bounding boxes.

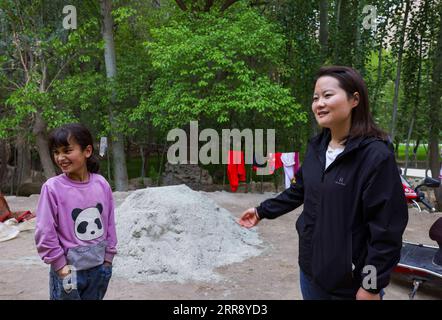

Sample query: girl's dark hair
[48,123,100,173]
[314,66,388,141]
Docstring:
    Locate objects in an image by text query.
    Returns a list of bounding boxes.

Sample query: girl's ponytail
[87,154,100,173]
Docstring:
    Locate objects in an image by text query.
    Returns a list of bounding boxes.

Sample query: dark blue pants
[300,269,384,300]
[49,264,112,300]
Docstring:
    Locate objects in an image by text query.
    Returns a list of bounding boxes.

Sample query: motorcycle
[400,170,440,213]
[394,170,442,299]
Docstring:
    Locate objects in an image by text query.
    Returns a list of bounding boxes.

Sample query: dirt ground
[1,190,442,300]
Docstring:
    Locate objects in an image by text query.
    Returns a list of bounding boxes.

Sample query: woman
[239,66,408,300]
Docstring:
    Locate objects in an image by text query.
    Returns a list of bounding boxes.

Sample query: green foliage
[364,48,395,129]
[0,0,103,139]
[0,81,79,139]
[1,0,442,180]
[132,4,306,131]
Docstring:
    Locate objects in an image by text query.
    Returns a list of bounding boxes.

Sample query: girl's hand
[238,208,260,228]
[57,265,71,279]
[356,287,381,300]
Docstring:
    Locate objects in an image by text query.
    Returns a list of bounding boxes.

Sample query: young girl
[35,123,117,300]
[239,66,409,300]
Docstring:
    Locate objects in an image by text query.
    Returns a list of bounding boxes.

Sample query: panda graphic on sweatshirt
[72,203,104,241]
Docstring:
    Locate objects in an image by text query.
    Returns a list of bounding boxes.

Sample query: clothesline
[226,150,300,192]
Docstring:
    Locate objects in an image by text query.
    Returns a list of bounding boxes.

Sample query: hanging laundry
[268,152,283,175]
[281,152,300,189]
[227,150,246,192]
[294,152,300,180]
[252,154,267,171]
[252,152,283,174]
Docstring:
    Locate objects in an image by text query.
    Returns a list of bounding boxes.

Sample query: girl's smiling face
[53,138,92,177]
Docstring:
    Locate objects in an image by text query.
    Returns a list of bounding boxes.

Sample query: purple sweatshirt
[35,173,117,271]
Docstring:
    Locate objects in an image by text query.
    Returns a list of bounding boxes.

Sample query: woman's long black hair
[48,123,100,173]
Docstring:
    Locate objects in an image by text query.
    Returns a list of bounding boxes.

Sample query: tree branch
[250,1,268,6]
[39,56,47,92]
[204,0,214,11]
[221,0,240,11]
[6,79,21,90]
[46,53,79,92]
[12,32,30,85]
[175,0,188,11]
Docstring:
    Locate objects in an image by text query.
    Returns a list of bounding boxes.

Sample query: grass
[396,144,428,161]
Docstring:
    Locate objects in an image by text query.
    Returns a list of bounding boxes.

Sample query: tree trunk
[319,0,329,62]
[144,120,154,176]
[354,0,365,70]
[33,59,56,180]
[405,34,424,175]
[413,138,420,167]
[220,0,240,12]
[333,0,358,66]
[372,44,383,116]
[404,117,414,176]
[33,112,56,179]
[14,134,32,189]
[0,140,9,192]
[174,0,238,12]
[333,0,342,63]
[140,146,145,179]
[175,0,187,11]
[100,0,128,191]
[429,2,442,210]
[372,15,389,116]
[390,0,411,142]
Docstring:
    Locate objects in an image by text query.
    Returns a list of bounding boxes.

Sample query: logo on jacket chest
[335,176,346,186]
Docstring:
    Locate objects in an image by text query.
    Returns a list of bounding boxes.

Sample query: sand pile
[113,184,262,283]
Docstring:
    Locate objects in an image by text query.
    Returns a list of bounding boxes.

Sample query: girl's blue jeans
[49,264,112,300]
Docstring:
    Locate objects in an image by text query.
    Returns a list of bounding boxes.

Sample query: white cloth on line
[281,152,296,166]
[283,166,294,189]
[281,152,297,189]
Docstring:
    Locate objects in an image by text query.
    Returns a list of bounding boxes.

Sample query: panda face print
[71,203,104,241]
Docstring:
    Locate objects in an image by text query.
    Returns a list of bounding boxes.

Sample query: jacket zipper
[319,146,358,182]
[320,153,341,182]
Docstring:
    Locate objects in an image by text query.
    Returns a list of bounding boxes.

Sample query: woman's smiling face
[312,76,359,129]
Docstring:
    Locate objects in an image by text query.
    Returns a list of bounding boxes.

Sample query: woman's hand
[356,287,381,300]
[238,208,260,228]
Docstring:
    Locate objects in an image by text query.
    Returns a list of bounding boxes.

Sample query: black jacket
[256,130,408,297]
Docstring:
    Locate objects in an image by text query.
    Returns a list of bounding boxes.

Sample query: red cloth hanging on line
[268,152,283,174]
[227,150,246,192]
[252,152,283,173]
